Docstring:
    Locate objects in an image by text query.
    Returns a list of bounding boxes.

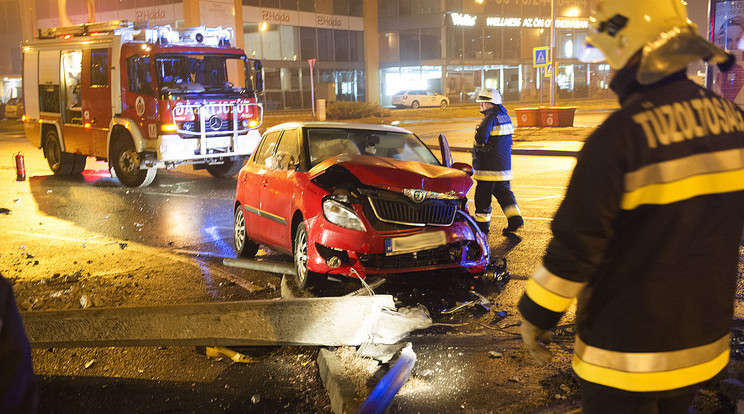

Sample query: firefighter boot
[502,205,523,234]
[503,215,524,234]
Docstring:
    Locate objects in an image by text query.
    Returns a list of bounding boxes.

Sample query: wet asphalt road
[0,118,583,413]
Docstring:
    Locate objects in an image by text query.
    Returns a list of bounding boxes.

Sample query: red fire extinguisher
[13,152,25,181]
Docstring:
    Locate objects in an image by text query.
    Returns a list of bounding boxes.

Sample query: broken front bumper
[305,211,490,279]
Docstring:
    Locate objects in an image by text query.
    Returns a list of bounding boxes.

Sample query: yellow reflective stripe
[474,212,491,222]
[625,148,744,193]
[575,335,729,372]
[621,168,744,210]
[503,204,521,218]
[524,278,574,313]
[473,170,513,181]
[573,349,729,392]
[531,265,586,298]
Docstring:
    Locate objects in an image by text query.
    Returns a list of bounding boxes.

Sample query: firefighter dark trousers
[473,180,522,234]
[579,378,700,414]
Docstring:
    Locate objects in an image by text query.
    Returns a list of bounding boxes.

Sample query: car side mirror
[451,162,473,176]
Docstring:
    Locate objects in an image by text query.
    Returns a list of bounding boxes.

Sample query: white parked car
[392,90,449,109]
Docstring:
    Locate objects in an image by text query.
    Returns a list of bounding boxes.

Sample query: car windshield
[155,54,252,97]
[306,128,440,167]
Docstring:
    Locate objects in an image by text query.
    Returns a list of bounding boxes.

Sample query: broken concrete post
[20,295,431,348]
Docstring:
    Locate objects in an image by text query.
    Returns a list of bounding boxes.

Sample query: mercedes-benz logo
[208,115,222,130]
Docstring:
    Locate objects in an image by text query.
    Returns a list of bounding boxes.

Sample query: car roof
[264,121,414,135]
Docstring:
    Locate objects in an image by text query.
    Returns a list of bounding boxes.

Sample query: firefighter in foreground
[472,88,524,235]
[518,0,744,411]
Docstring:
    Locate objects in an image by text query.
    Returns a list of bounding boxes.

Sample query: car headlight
[322,199,365,231]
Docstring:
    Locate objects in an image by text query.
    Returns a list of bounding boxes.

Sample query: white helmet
[475,88,502,105]
[584,0,732,84]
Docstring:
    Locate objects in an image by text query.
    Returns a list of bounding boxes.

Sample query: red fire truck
[22,20,264,187]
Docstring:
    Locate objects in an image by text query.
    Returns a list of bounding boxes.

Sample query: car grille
[367,195,457,226]
[358,241,481,270]
[180,118,234,135]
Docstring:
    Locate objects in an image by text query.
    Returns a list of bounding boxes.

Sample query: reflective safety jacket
[518,66,744,393]
[472,105,514,181]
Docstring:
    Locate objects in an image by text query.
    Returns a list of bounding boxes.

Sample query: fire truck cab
[22,21,264,187]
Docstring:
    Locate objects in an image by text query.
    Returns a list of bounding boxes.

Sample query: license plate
[385,231,446,255]
[207,137,231,149]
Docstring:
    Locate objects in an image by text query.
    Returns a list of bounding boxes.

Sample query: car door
[259,127,302,250]
[426,90,436,107]
[240,130,281,246]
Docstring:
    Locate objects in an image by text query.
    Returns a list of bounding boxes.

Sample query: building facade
[376,0,612,107]
[6,0,712,110]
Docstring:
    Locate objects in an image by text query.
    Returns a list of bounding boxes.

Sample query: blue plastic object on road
[357,344,416,414]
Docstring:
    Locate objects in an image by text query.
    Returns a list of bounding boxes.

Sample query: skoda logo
[208,115,222,130]
[408,189,427,203]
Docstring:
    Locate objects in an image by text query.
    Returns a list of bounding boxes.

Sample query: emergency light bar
[37,20,234,47]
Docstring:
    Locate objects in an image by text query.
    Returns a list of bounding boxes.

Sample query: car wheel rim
[295,228,308,285]
[234,208,245,252]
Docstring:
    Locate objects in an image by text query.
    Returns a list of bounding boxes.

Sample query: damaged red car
[233,122,490,289]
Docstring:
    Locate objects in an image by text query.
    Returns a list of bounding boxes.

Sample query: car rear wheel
[440,100,448,108]
[43,130,73,175]
[206,159,244,178]
[293,222,318,290]
[111,137,156,187]
[233,204,259,258]
[411,100,420,109]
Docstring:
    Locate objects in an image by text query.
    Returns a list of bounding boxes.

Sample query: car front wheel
[206,159,244,178]
[293,222,317,290]
[411,100,420,109]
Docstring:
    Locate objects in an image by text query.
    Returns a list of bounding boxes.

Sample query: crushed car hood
[309,155,473,196]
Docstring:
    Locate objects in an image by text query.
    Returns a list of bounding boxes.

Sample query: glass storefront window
[399,0,415,16]
[447,27,464,59]
[318,29,334,61]
[445,0,463,13]
[298,0,313,12]
[421,28,441,60]
[300,27,316,60]
[281,25,299,61]
[281,0,298,10]
[243,23,261,59]
[262,0,280,8]
[350,31,365,62]
[349,1,363,17]
[420,0,440,14]
[484,27,503,60]
[262,24,281,60]
[242,0,260,6]
[334,30,350,62]
[400,29,420,61]
[504,29,520,59]
[379,0,397,17]
[463,27,482,59]
[333,0,348,15]
[380,32,399,62]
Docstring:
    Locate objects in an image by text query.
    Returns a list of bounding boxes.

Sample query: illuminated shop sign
[450,13,588,29]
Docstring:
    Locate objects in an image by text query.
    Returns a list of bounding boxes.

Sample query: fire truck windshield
[155,54,254,98]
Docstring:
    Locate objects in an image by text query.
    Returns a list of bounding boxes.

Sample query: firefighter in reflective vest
[518,0,744,411]
[472,88,524,235]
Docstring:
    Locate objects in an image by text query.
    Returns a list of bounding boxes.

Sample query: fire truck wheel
[111,138,156,187]
[43,130,73,175]
[233,203,259,258]
[206,159,244,178]
[70,154,87,175]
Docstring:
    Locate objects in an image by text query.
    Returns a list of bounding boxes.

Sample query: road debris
[441,291,492,314]
[489,351,503,358]
[84,359,95,369]
[0,207,10,215]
